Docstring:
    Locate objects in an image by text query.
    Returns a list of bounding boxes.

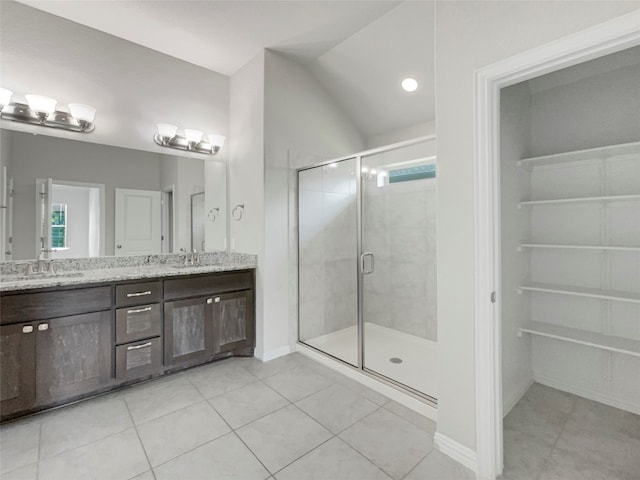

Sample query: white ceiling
[310,1,435,138]
[16,0,401,76]
[14,0,436,139]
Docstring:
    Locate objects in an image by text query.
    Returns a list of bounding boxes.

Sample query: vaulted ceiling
[14,0,436,139]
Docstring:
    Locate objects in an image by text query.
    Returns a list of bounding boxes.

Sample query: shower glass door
[360,140,438,399]
[298,158,359,366]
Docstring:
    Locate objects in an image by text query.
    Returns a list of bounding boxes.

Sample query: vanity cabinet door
[164,297,214,368]
[0,323,36,419]
[212,290,255,356]
[36,311,113,405]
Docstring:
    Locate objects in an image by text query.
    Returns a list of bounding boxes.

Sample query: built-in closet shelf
[518,321,640,358]
[519,194,640,207]
[518,243,640,252]
[518,282,640,304]
[518,140,640,169]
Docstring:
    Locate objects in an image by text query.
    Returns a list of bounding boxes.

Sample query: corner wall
[263,50,364,358]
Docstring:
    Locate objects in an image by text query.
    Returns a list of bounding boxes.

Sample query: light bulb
[25,94,57,115]
[401,77,418,92]
[0,88,12,107]
[68,103,96,123]
[208,134,225,148]
[184,129,203,144]
[157,123,178,139]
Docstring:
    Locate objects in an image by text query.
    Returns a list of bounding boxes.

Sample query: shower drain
[389,357,403,364]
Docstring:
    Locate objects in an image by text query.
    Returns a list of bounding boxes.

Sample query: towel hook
[232,203,245,221]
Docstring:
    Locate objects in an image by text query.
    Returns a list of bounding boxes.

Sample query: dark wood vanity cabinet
[213,290,255,356]
[0,269,255,421]
[0,323,36,417]
[115,281,163,381]
[0,286,113,419]
[164,296,215,368]
[36,311,113,404]
[163,270,255,369]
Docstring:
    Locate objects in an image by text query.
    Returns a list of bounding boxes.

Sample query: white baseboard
[503,377,534,417]
[296,342,438,422]
[534,373,640,415]
[433,432,478,476]
[260,345,293,362]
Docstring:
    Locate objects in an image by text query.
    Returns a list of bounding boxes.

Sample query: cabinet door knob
[38,323,49,331]
[117,244,122,249]
[22,325,34,334]
[207,298,213,304]
[214,297,221,303]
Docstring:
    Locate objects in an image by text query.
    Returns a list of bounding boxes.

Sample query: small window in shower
[389,164,436,183]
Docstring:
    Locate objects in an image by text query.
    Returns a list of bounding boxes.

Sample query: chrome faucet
[182,248,200,266]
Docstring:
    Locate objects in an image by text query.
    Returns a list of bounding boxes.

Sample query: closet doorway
[297,136,438,402]
[473,11,640,480]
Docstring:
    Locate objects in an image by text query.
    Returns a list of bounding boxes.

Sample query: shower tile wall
[299,162,357,342]
[363,176,437,341]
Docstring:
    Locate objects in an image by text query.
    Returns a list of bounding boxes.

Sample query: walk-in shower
[297,137,437,402]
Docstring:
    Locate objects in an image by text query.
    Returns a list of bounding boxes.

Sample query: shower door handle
[361,252,375,274]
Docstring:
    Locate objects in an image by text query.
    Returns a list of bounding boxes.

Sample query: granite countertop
[0,252,257,292]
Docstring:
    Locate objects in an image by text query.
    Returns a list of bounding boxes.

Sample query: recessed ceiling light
[401,77,418,92]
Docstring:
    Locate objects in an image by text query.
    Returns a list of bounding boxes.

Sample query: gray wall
[7,131,162,259]
[0,2,229,158]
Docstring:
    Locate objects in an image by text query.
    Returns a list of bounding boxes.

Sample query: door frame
[473,11,640,479]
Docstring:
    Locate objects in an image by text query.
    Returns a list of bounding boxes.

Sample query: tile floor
[0,353,474,480]
[501,383,640,480]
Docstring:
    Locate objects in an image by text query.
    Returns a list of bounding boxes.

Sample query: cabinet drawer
[115,304,162,345]
[116,281,162,307]
[116,338,162,381]
[164,271,254,300]
[1,286,112,325]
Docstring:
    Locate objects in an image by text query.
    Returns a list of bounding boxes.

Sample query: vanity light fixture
[0,88,96,133]
[154,123,225,155]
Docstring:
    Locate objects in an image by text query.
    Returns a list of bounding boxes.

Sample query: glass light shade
[208,134,225,148]
[25,94,57,115]
[0,88,12,107]
[401,77,418,92]
[68,103,96,123]
[157,123,178,138]
[184,129,203,144]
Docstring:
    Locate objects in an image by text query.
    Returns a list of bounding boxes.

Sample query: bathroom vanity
[0,253,256,422]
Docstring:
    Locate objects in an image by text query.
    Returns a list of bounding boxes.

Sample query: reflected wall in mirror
[0,129,227,261]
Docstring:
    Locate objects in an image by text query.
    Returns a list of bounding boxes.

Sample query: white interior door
[115,188,161,256]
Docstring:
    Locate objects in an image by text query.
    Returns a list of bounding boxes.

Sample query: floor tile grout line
[35,421,42,480]
[124,396,155,476]
[230,429,274,477]
[194,391,274,477]
[207,394,292,431]
[125,391,204,427]
[336,404,434,480]
[270,434,337,477]
[398,448,434,480]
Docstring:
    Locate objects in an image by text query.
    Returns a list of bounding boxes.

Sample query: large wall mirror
[0,129,227,261]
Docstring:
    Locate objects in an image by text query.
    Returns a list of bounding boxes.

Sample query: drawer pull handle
[127,306,153,314]
[126,291,152,297]
[38,323,49,331]
[23,325,34,334]
[127,342,152,351]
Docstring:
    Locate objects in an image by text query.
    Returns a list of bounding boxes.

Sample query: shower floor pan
[305,322,438,399]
